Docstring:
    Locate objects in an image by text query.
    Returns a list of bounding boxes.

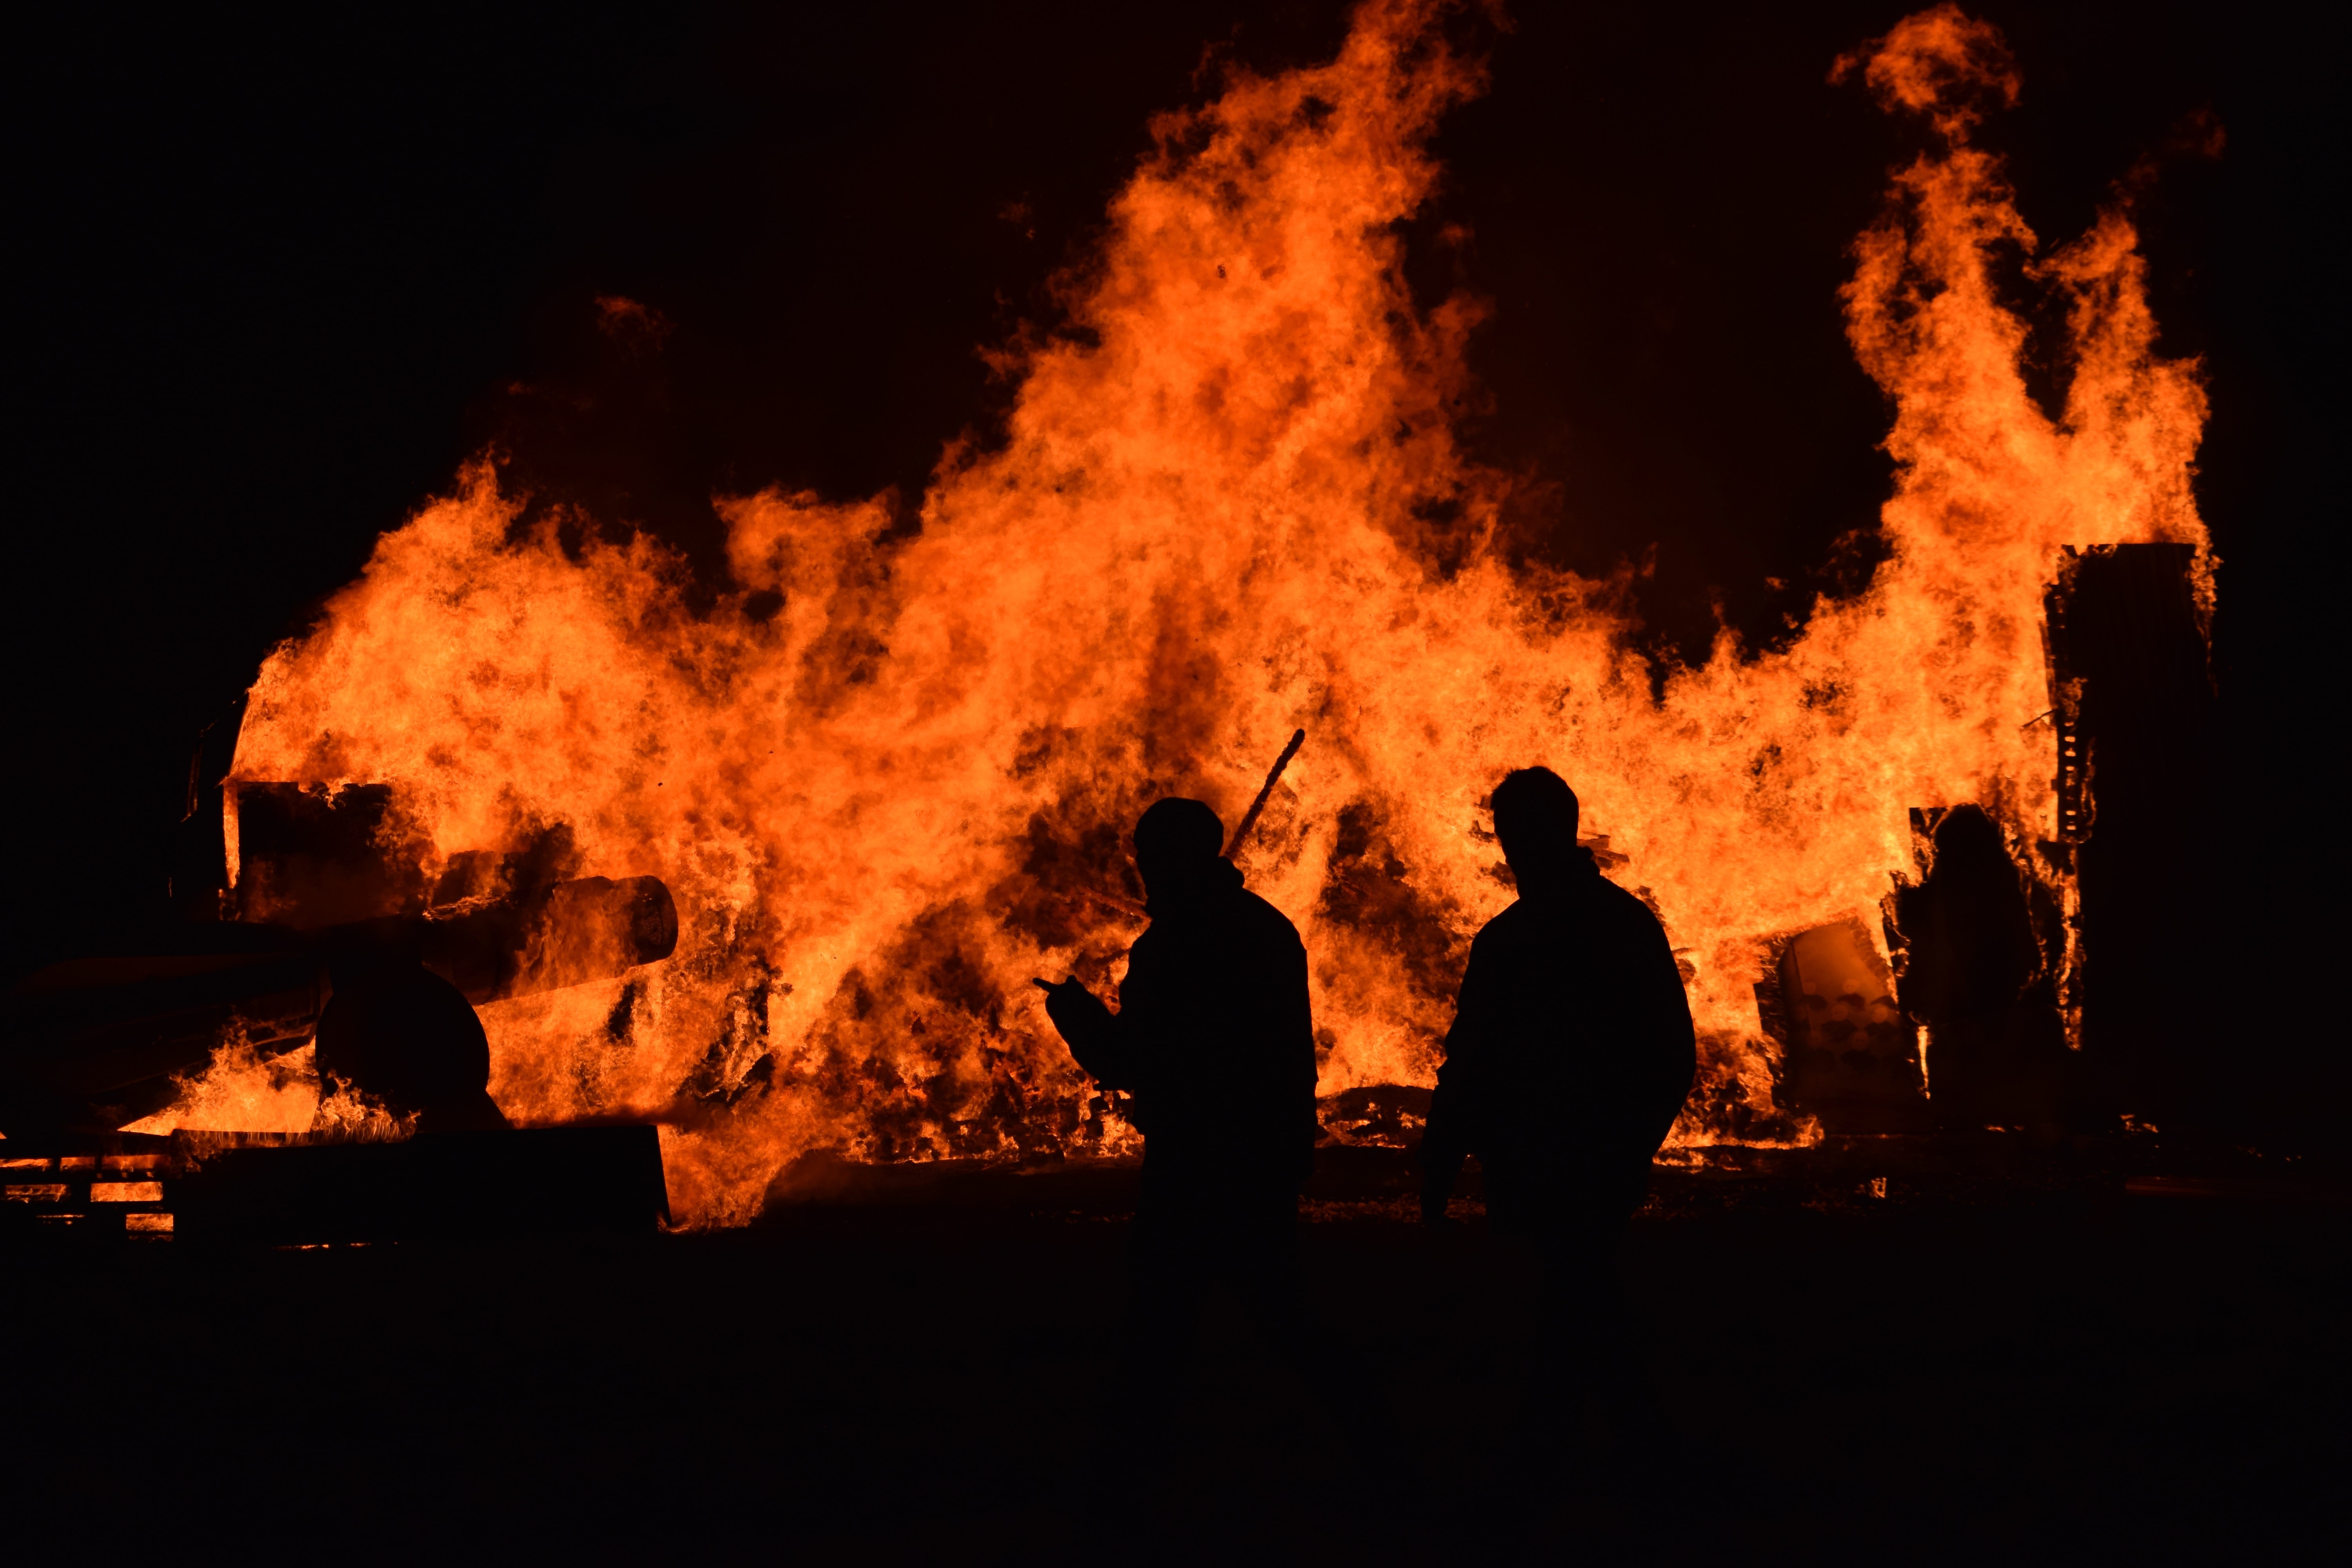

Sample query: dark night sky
[7,1,2334,971]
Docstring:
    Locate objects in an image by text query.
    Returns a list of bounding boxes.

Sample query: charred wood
[2045,544,2221,1130]
[1,1125,668,1244]
[1,877,677,1137]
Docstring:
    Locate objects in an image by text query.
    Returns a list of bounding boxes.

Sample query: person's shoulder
[1237,888,1305,948]
[1474,899,1534,941]
[1465,898,1539,960]
[1591,877,1668,938]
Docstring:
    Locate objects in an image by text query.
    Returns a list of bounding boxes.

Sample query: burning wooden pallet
[1,1125,668,1245]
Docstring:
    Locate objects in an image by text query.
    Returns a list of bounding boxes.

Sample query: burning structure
[7,3,2220,1228]
[2,769,677,1139]
[2,767,679,1236]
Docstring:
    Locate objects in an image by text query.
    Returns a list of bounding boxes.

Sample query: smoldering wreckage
[0,3,2260,1246]
[3,761,679,1240]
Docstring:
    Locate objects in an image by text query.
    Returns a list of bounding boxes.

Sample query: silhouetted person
[1894,804,2064,1131]
[314,945,510,1133]
[1036,797,1319,1440]
[1420,767,1695,1418]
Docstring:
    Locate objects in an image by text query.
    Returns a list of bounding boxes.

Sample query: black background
[9,2,2334,1031]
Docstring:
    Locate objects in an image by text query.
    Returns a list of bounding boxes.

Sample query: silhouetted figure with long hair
[315,942,511,1133]
[1036,797,1319,1449]
[1895,804,2065,1131]
[1420,767,1695,1427]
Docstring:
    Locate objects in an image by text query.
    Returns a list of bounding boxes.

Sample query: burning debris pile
[15,3,2215,1227]
[2,773,676,1140]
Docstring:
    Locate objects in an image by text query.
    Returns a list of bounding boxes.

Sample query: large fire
[170,2,2207,1223]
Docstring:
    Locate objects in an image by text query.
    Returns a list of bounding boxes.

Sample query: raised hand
[1031,975,1112,1049]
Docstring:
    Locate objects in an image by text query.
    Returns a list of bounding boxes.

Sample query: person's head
[1489,767,1581,892]
[1132,797,1225,900]
[1930,803,2011,881]
[1932,802,2000,853]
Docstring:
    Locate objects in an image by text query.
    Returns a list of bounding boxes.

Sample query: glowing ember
[205,2,2209,1224]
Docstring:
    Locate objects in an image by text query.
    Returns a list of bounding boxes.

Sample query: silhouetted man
[1420,767,1695,1409]
[1036,797,1319,1425]
[1894,804,2066,1131]
[314,942,511,1133]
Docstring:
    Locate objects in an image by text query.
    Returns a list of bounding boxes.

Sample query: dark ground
[6,1138,2345,1563]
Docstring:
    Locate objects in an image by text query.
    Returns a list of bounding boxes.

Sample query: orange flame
[224,2,2209,1224]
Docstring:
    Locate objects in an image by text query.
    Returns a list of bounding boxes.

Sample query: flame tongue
[226,3,2209,1225]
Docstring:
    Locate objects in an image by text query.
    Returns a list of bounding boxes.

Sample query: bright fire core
[193,3,2209,1224]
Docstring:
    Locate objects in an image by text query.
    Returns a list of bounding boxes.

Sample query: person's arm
[1037,978,1135,1087]
[1038,927,1181,1094]
[1633,916,1697,1153]
[1284,929,1319,1187]
[1419,935,1491,1224]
